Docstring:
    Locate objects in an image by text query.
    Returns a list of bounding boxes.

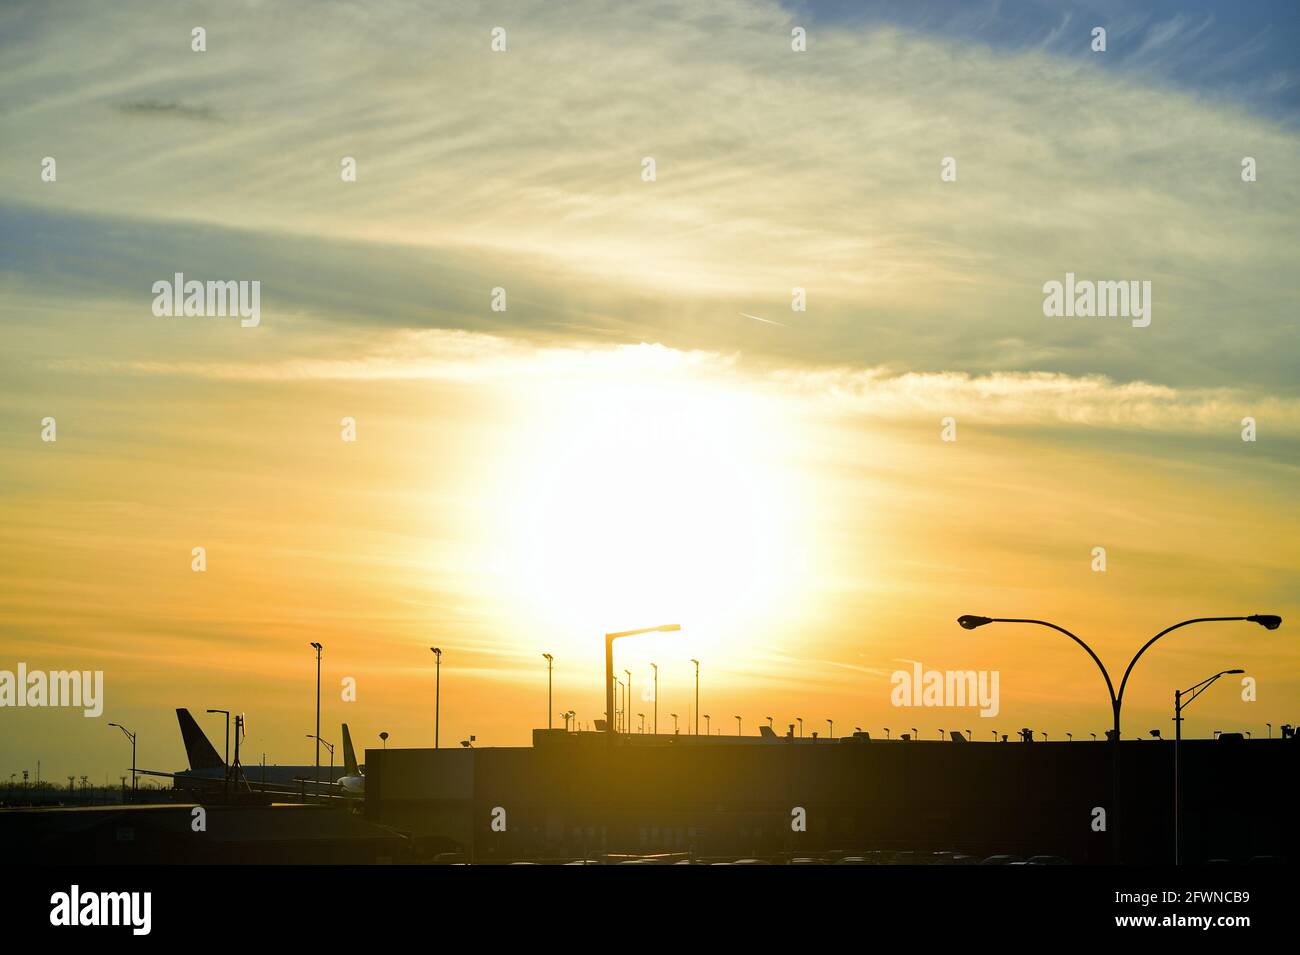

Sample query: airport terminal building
[364,729,1296,863]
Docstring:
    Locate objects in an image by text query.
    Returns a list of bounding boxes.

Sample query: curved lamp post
[956,614,1279,742]
[958,613,1280,861]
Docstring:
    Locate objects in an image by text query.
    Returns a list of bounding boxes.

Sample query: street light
[379,731,388,749]
[605,626,680,740]
[430,647,442,748]
[956,613,1280,744]
[704,714,711,736]
[796,717,803,738]
[107,723,136,796]
[612,676,622,732]
[734,715,742,736]
[827,719,834,741]
[207,708,231,796]
[691,659,700,735]
[543,653,554,730]
[309,642,323,789]
[625,669,632,736]
[958,612,1280,861]
[307,734,335,782]
[671,713,679,734]
[650,663,658,735]
[766,716,774,728]
[638,713,645,734]
[1174,668,1244,865]
[206,709,231,767]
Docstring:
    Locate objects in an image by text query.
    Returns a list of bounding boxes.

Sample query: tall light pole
[206,709,230,766]
[638,713,645,734]
[650,662,658,735]
[691,659,700,735]
[379,732,388,749]
[309,642,323,789]
[605,626,679,741]
[827,719,834,741]
[796,717,803,738]
[958,613,1281,861]
[767,716,774,728]
[543,653,554,730]
[734,715,742,736]
[624,669,632,736]
[671,713,679,734]
[1174,668,1243,865]
[207,709,230,797]
[613,677,622,733]
[107,723,136,796]
[704,714,710,736]
[430,647,442,748]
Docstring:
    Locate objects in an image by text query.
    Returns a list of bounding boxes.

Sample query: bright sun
[487,348,813,662]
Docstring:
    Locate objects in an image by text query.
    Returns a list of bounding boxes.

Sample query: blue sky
[786,0,1300,120]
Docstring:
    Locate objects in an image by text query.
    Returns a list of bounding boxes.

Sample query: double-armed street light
[957,612,1281,861]
[956,614,1280,743]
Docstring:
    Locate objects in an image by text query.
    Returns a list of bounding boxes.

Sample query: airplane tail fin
[342,723,360,776]
[176,708,225,771]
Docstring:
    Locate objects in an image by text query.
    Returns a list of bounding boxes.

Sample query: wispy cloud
[116,99,222,122]
[2,0,1297,394]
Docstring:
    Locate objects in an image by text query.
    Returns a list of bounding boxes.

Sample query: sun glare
[486,349,813,662]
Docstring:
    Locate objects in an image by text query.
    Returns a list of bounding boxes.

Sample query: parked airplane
[135,708,362,797]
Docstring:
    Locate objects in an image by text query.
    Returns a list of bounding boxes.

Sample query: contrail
[740,312,787,327]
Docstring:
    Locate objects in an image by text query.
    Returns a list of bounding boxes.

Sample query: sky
[1,0,1297,783]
